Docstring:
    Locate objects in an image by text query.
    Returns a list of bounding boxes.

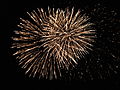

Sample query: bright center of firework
[12,7,96,79]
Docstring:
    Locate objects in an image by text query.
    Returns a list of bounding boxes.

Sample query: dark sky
[5,0,120,89]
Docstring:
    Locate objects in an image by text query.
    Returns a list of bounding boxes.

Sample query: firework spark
[12,7,96,79]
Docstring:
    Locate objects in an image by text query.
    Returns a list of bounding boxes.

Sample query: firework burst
[12,7,96,79]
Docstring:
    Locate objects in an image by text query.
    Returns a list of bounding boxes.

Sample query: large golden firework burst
[12,7,96,79]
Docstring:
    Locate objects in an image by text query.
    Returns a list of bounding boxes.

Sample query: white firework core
[12,7,96,79]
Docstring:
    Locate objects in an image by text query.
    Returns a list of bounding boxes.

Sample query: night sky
[5,0,120,89]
